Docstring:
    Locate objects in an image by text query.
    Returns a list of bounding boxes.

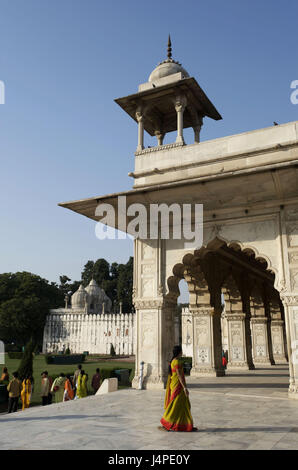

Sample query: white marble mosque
[42,279,136,355]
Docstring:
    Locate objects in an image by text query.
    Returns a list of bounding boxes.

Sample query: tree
[116,257,133,312]
[0,272,64,347]
[80,257,134,312]
[58,275,80,298]
[17,338,35,381]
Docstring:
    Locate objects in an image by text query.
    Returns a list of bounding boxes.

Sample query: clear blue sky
[0,0,297,286]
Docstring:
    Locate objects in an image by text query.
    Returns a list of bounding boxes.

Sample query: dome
[85,279,112,313]
[71,284,89,309]
[85,279,105,302]
[148,59,189,83]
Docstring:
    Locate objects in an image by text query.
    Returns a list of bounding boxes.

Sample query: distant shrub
[45,354,85,365]
[5,344,22,353]
[65,348,71,355]
[8,352,23,359]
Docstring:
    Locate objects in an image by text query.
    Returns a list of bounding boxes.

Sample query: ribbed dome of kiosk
[71,284,88,309]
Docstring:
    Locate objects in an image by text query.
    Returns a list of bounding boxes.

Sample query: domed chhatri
[148,35,189,82]
[85,278,112,313]
[71,280,112,313]
[114,36,222,151]
[71,284,88,310]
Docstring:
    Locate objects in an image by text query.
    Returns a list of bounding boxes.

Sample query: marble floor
[1,365,298,450]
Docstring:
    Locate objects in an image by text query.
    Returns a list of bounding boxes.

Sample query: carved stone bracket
[226,312,246,322]
[251,316,268,324]
[280,295,298,306]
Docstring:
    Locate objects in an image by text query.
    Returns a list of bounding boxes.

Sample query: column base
[227,362,251,371]
[289,383,298,399]
[175,136,185,145]
[190,367,225,378]
[131,375,166,390]
[273,356,288,364]
[253,360,273,367]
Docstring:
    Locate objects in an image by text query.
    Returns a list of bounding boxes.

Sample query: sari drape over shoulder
[160,359,193,432]
[63,379,74,401]
[76,374,88,398]
[51,376,66,403]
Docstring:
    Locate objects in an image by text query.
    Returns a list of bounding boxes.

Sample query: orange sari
[63,379,74,401]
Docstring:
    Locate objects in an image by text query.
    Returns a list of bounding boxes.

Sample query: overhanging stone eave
[115,77,222,136]
[58,158,298,228]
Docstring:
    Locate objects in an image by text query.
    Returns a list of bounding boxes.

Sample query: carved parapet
[134,141,184,156]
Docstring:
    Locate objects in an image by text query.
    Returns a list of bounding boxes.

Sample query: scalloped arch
[166,236,279,299]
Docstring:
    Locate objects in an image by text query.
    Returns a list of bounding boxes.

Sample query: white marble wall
[42,310,136,355]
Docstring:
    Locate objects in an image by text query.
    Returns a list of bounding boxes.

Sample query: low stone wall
[43,310,136,355]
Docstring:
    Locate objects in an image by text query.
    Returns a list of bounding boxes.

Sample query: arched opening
[166,237,289,392]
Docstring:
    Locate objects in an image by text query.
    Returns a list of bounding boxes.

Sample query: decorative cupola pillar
[114,36,222,153]
[174,95,187,144]
[136,107,145,151]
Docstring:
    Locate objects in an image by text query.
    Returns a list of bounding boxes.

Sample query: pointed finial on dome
[167,34,172,60]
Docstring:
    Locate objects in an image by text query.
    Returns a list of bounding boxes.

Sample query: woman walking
[51,373,67,403]
[21,375,32,410]
[76,370,88,399]
[63,375,74,401]
[160,345,194,432]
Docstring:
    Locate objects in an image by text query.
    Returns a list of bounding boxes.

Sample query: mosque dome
[148,36,189,83]
[71,284,89,309]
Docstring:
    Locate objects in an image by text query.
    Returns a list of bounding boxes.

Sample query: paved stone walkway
[1,365,298,450]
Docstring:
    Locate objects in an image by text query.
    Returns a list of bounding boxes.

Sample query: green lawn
[1,354,135,411]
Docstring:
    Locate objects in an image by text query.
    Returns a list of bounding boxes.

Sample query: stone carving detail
[280,295,298,306]
[142,264,154,274]
[289,252,298,264]
[142,244,155,260]
[142,326,154,348]
[256,345,266,357]
[196,318,209,345]
[197,348,210,364]
[286,209,298,221]
[134,299,164,309]
[287,222,298,247]
[142,278,154,297]
[232,346,243,360]
[135,141,184,156]
[290,270,298,291]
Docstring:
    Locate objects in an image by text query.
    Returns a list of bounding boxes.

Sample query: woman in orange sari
[63,375,74,401]
[160,345,194,432]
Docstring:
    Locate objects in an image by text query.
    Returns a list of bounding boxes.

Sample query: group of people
[2,370,34,413]
[2,365,101,413]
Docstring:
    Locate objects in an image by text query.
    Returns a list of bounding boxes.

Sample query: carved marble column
[174,96,187,144]
[280,294,298,399]
[223,277,253,370]
[131,239,172,390]
[190,306,224,377]
[269,290,288,364]
[250,284,273,366]
[185,269,224,377]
